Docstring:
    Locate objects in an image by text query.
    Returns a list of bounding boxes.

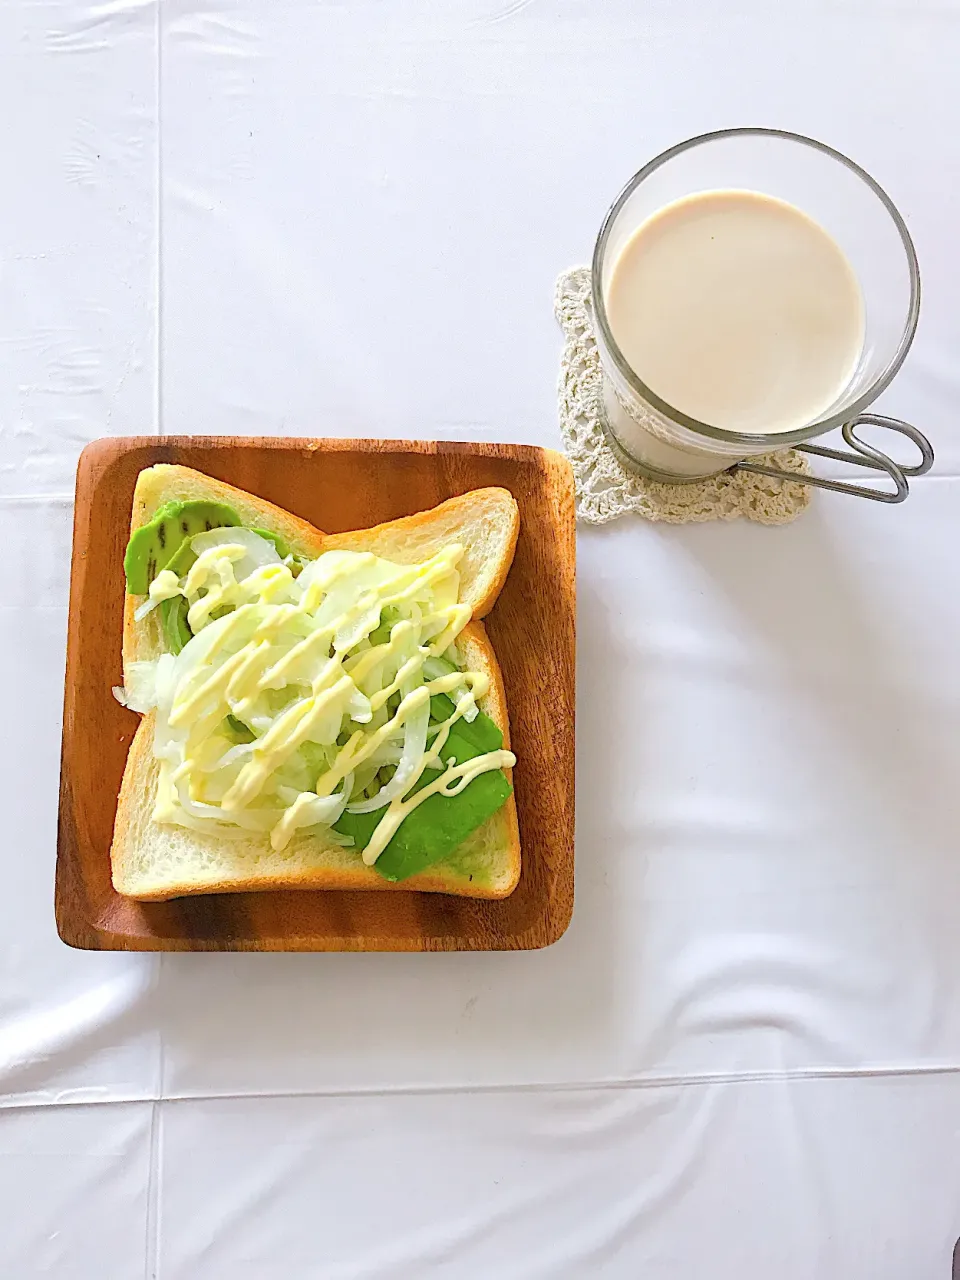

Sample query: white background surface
[3,0,960,1275]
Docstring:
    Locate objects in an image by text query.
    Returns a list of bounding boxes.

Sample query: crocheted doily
[555,267,812,525]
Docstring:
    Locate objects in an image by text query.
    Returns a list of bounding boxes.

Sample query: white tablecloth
[3,1,960,1275]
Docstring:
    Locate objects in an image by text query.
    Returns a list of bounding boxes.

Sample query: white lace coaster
[555,267,812,525]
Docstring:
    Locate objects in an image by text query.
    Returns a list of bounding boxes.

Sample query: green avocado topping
[123,500,242,595]
[335,697,511,882]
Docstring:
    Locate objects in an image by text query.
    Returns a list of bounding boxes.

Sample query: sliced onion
[196,742,254,773]
[302,701,345,748]
[134,596,161,622]
[153,654,178,712]
[199,766,247,805]
[173,776,287,833]
[173,777,235,823]
[422,656,457,682]
[327,772,354,826]
[421,657,480,723]
[151,721,183,764]
[268,773,354,851]
[454,688,480,723]
[346,696,430,813]
[275,778,352,828]
[189,527,281,583]
[346,685,372,724]
[294,550,350,596]
[154,805,251,840]
[171,603,264,697]
[118,660,161,713]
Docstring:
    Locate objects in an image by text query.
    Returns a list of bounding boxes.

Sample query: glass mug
[592,129,934,503]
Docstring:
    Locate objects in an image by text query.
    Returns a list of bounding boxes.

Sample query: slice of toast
[112,465,521,902]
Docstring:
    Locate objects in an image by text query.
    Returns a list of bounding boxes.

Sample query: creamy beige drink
[603,189,865,473]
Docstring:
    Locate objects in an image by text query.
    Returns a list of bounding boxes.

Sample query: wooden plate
[57,437,576,952]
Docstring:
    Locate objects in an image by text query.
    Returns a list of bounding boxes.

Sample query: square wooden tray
[57,437,576,951]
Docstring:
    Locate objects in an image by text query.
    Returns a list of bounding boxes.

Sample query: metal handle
[735,414,934,503]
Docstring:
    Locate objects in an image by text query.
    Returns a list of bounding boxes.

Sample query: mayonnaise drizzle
[148,539,515,859]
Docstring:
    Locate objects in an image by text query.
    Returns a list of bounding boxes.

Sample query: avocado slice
[334,704,512,882]
[159,594,192,655]
[124,500,242,595]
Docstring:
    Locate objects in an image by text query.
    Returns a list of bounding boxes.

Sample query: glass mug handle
[736,414,934,503]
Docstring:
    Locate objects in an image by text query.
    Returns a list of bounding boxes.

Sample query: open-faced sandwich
[111,464,521,901]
